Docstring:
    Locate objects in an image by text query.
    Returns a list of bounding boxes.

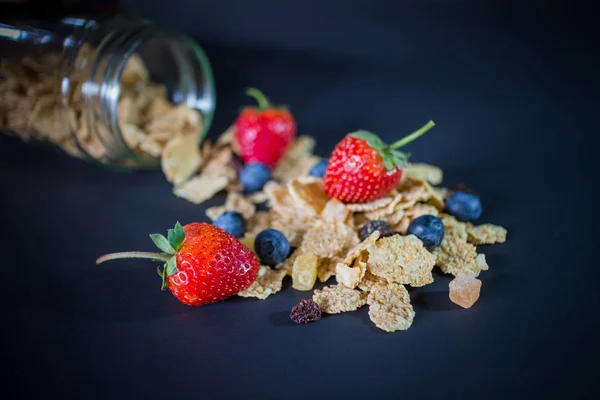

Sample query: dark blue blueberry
[213,211,246,237]
[254,229,290,266]
[309,160,328,178]
[240,162,271,193]
[406,215,445,250]
[359,220,391,241]
[445,192,482,222]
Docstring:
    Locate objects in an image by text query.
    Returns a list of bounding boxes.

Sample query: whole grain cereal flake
[300,219,357,259]
[287,176,330,216]
[363,193,405,220]
[345,197,393,212]
[277,248,301,276]
[335,262,362,289]
[206,191,256,221]
[320,198,351,224]
[466,223,507,245]
[317,256,341,282]
[172,174,228,204]
[341,230,381,266]
[433,236,488,277]
[439,214,469,241]
[394,203,439,234]
[160,132,203,186]
[246,211,272,235]
[403,162,443,185]
[357,270,385,292]
[312,284,368,314]
[367,282,415,332]
[366,234,436,287]
[237,266,287,300]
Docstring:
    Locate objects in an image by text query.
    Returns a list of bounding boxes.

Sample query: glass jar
[0,13,215,169]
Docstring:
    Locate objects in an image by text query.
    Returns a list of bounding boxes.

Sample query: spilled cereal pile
[174,127,507,332]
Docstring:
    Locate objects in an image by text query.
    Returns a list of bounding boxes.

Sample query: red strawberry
[96,222,259,306]
[323,120,435,203]
[234,88,296,168]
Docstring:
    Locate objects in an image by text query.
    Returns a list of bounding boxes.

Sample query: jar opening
[64,18,215,169]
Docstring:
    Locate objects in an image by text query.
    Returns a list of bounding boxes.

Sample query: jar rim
[60,16,216,170]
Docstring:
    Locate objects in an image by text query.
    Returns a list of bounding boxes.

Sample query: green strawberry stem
[246,88,271,110]
[389,120,435,149]
[96,251,172,265]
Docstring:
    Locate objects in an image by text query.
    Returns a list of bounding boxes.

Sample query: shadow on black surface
[270,311,295,327]
[347,307,390,335]
[411,291,458,312]
[19,265,197,323]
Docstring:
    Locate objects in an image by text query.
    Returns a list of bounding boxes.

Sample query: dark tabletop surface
[2,1,598,399]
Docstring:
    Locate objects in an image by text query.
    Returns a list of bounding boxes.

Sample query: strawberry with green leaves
[323,120,435,203]
[234,88,296,169]
[96,222,259,306]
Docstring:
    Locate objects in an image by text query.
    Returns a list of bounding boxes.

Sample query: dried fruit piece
[240,234,256,252]
[290,299,322,324]
[367,282,415,332]
[359,220,392,241]
[292,254,319,291]
[312,285,368,314]
[237,266,287,300]
[449,272,482,308]
[466,223,507,245]
[161,133,202,186]
[367,234,436,287]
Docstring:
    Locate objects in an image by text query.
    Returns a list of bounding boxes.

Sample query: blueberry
[240,162,271,193]
[359,220,392,241]
[309,160,328,178]
[213,211,246,237]
[406,215,445,250]
[445,192,482,222]
[254,229,290,266]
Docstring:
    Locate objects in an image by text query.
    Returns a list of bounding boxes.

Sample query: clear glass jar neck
[60,15,216,168]
[0,13,215,169]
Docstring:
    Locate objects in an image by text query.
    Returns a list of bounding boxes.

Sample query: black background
[1,1,598,399]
